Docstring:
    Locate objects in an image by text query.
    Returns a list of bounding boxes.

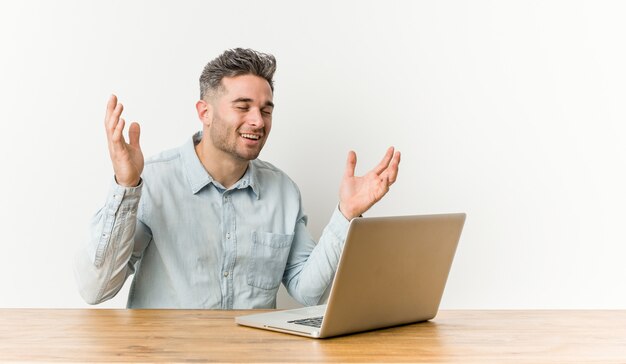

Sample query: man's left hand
[339,147,401,220]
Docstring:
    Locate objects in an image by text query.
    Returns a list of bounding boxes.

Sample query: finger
[385,151,401,185]
[383,173,391,191]
[128,122,141,149]
[106,102,124,138]
[372,146,395,175]
[111,117,127,149]
[104,94,117,125]
[343,150,357,178]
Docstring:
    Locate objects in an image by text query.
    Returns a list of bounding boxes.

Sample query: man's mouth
[240,133,261,140]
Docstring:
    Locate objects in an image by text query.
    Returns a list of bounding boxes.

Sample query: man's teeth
[241,133,260,140]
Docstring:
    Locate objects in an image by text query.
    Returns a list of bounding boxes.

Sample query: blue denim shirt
[75,132,350,309]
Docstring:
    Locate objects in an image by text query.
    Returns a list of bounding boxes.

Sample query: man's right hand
[105,94,144,187]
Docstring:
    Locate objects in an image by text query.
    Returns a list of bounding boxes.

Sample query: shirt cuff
[326,205,351,243]
[107,177,143,212]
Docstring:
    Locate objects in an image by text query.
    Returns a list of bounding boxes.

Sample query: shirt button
[223,271,229,277]
[226,233,231,239]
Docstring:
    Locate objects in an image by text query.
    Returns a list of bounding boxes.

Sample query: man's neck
[194,138,248,189]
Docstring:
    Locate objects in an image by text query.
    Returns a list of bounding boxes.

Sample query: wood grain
[0,309,624,363]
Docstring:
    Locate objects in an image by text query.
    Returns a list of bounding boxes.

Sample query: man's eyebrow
[232,97,253,104]
[231,98,274,108]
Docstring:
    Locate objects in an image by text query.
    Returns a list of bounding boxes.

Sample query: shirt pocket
[247,231,294,290]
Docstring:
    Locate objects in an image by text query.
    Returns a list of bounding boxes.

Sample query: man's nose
[246,109,264,128]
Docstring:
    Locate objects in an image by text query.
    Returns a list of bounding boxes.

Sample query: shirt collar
[180,132,260,198]
[236,161,261,199]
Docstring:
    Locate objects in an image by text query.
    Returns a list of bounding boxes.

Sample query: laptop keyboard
[288,316,324,328]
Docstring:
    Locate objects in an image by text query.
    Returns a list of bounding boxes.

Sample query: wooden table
[0,309,625,363]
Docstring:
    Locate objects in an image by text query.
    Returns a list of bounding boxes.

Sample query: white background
[0,0,624,309]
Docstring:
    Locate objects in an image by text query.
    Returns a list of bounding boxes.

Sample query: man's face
[206,74,274,162]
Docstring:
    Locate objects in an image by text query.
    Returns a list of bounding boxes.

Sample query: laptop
[236,213,466,338]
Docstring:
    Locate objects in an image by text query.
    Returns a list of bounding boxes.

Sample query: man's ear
[196,99,213,126]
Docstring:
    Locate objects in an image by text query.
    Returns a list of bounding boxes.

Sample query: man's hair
[199,48,277,100]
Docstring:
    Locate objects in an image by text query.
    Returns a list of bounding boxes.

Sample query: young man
[75,48,401,309]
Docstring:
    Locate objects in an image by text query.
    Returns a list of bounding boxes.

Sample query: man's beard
[209,112,265,161]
